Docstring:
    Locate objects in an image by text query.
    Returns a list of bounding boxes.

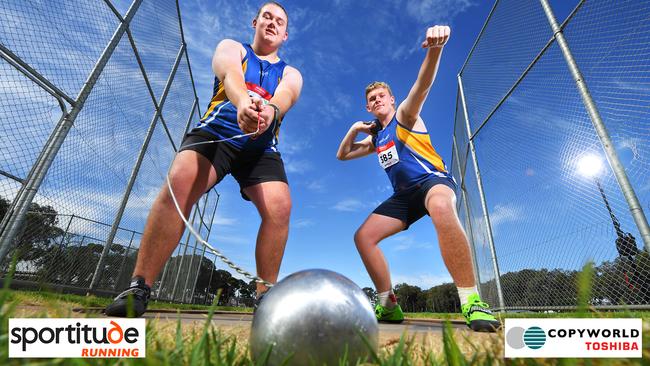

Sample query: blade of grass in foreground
[442,321,467,366]
[576,261,595,316]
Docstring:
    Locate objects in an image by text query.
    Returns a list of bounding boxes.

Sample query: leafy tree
[187,256,217,303]
[394,283,426,312]
[592,252,650,306]
[238,280,257,307]
[425,283,459,313]
[206,269,245,306]
[4,192,648,310]
[0,197,65,265]
[362,286,377,306]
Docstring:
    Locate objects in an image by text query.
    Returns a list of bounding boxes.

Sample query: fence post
[175,0,202,119]
[180,194,208,302]
[156,260,171,300]
[204,190,219,242]
[189,245,207,304]
[113,231,136,291]
[171,207,199,301]
[189,190,219,303]
[183,100,197,135]
[458,75,505,309]
[452,135,482,295]
[205,260,215,305]
[539,0,650,252]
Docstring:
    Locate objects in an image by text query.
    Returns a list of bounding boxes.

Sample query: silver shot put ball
[250,269,378,365]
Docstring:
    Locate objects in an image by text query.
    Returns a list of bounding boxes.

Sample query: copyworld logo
[505,318,642,358]
[507,326,547,350]
[9,318,145,358]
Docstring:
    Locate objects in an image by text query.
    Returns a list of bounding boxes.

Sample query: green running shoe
[375,304,404,323]
[461,293,501,332]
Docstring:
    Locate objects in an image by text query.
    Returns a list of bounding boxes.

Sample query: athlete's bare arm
[267,66,303,119]
[397,26,450,129]
[248,66,302,135]
[212,39,266,134]
[336,122,376,160]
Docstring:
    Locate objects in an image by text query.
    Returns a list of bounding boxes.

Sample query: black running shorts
[179,129,288,201]
[373,176,457,230]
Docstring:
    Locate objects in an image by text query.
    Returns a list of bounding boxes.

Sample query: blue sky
[174,0,496,289]
[169,0,610,290]
[3,0,649,298]
[5,0,650,298]
[7,0,648,294]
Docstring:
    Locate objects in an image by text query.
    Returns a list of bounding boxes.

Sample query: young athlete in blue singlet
[337,26,500,332]
[198,42,287,152]
[106,1,303,317]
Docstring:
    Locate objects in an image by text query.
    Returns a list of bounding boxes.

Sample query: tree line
[361,253,649,313]
[1,197,648,311]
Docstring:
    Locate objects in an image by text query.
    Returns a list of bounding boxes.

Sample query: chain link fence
[0,0,244,305]
[453,0,650,310]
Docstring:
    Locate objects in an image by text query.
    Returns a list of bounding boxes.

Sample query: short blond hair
[365,81,394,102]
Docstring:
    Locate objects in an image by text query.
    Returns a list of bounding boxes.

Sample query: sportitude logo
[505,318,642,358]
[9,318,145,358]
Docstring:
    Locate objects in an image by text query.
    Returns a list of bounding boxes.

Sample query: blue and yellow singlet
[197,43,287,152]
[371,114,453,192]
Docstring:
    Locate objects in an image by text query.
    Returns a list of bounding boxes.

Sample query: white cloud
[306,179,326,192]
[315,92,356,125]
[293,218,315,228]
[213,216,237,226]
[613,78,650,93]
[278,131,312,157]
[404,0,477,24]
[332,0,353,9]
[212,234,253,246]
[376,184,392,193]
[387,235,435,251]
[332,199,367,212]
[489,203,521,227]
[284,158,313,174]
[618,137,642,161]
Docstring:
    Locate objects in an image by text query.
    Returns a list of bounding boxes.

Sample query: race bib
[376,140,399,169]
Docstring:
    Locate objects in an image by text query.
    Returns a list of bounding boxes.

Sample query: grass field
[1,264,648,365]
[6,288,251,313]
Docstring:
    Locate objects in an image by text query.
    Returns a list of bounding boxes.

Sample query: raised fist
[421,25,451,49]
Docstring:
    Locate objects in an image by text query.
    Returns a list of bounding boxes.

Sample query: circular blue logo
[523,326,546,349]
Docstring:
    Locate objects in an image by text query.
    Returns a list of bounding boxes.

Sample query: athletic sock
[457,286,478,305]
[378,290,398,309]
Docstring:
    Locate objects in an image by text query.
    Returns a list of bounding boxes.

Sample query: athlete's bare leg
[242,181,292,294]
[354,214,406,293]
[425,184,475,288]
[132,150,218,287]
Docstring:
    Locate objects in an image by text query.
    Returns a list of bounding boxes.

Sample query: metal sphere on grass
[250,269,378,365]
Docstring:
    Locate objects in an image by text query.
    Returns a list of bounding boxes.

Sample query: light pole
[577,154,641,291]
[593,180,639,261]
